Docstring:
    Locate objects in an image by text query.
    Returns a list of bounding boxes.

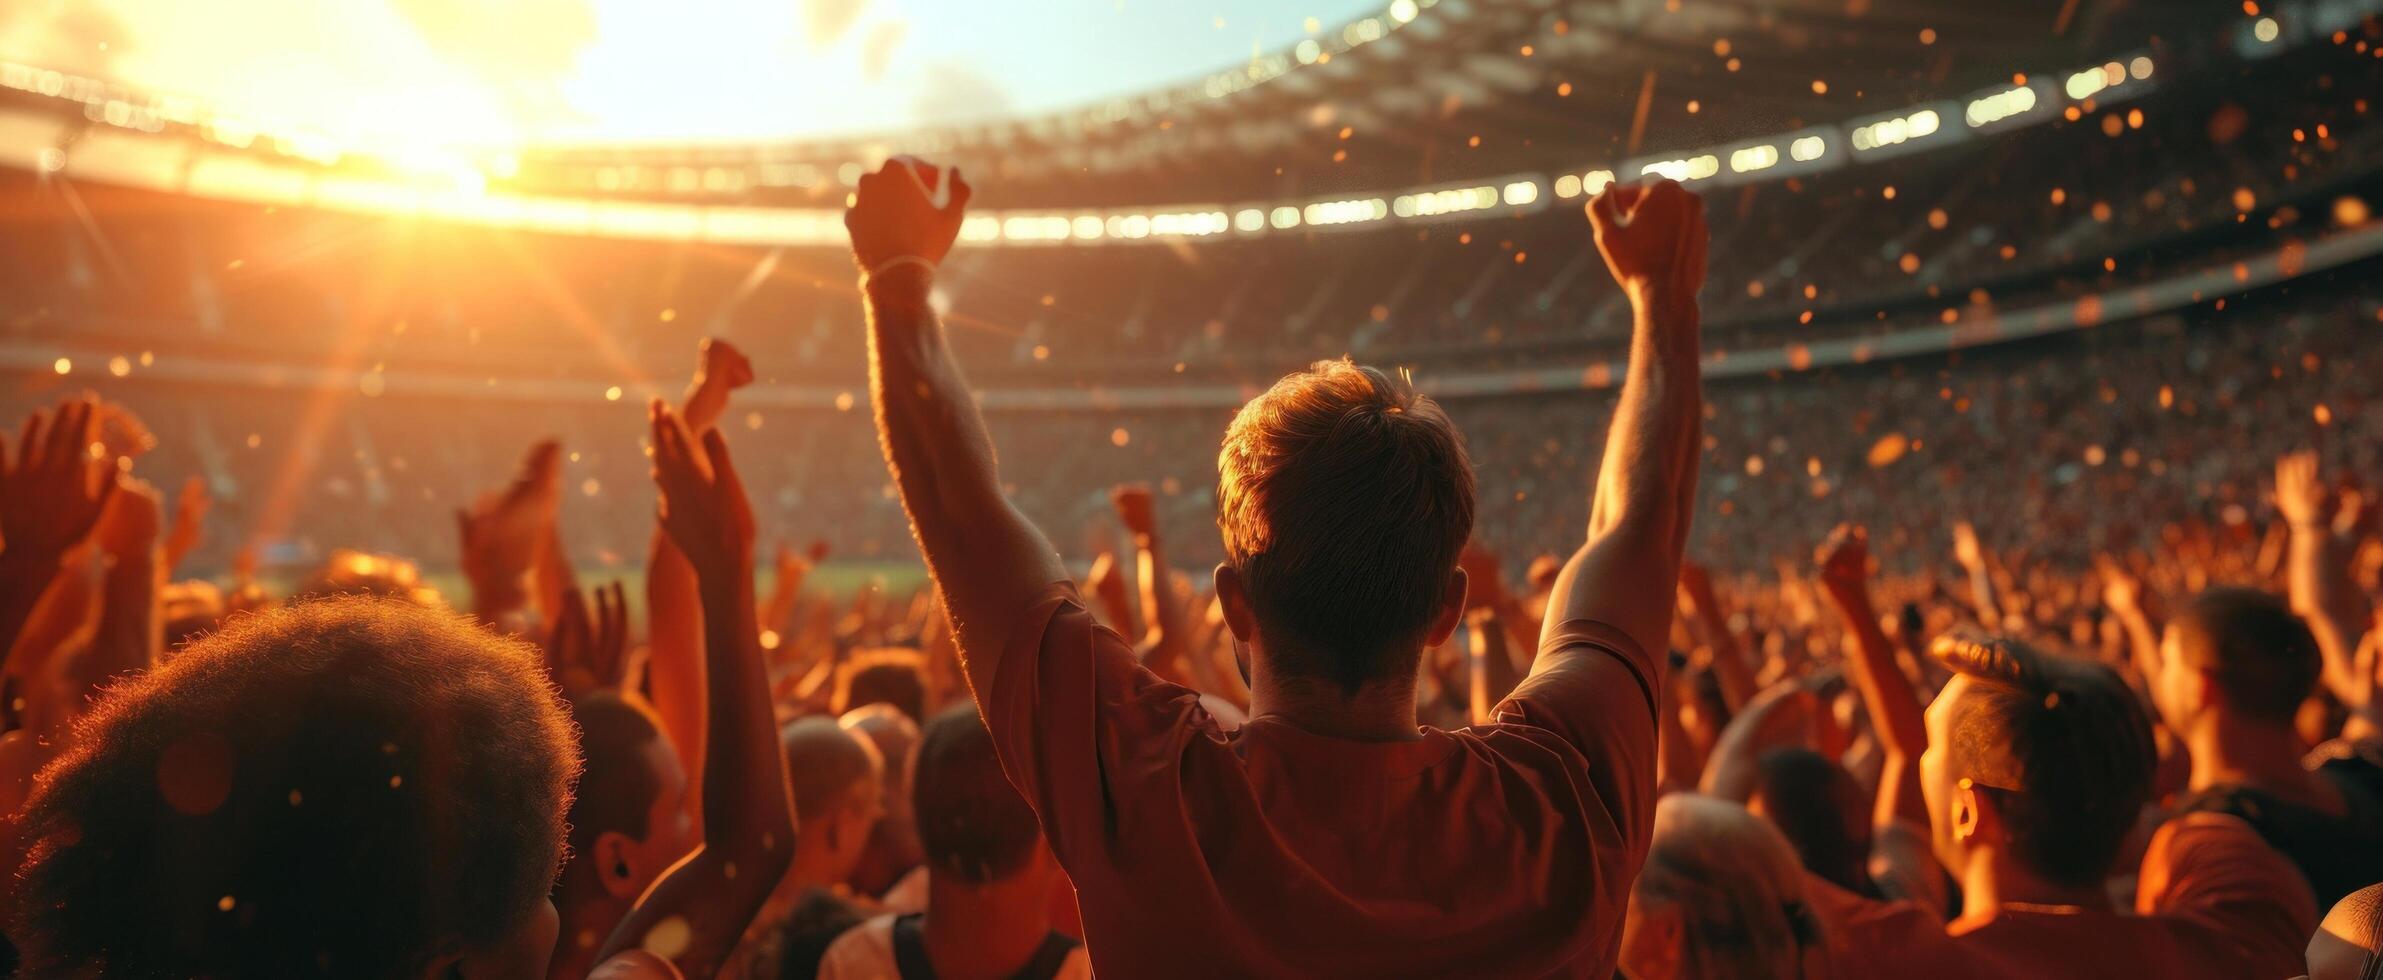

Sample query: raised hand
[0,397,120,569]
[648,400,755,578]
[546,581,630,697]
[1112,483,1158,539]
[683,337,756,436]
[2096,556,2142,614]
[1816,523,1871,591]
[161,476,211,574]
[1950,520,1986,569]
[2275,450,2326,529]
[1459,543,1509,614]
[1587,179,1708,304]
[457,440,564,612]
[845,156,974,274]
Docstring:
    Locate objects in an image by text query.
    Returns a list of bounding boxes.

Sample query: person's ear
[594,831,644,900]
[1213,564,1255,643]
[1425,566,1468,647]
[2187,666,2219,715]
[1952,778,1986,844]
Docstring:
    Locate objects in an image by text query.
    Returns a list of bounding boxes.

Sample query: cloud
[805,0,870,50]
[859,18,905,81]
[908,59,1013,129]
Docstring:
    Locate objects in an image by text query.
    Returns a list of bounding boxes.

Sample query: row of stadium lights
[0,49,2173,247]
[960,56,2156,247]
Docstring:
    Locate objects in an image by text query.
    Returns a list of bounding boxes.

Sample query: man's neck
[922,873,1057,980]
[1953,845,2113,929]
[1248,660,1422,742]
[2187,718,2336,810]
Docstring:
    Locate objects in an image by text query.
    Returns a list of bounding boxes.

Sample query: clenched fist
[845,156,974,274]
[1587,179,1708,304]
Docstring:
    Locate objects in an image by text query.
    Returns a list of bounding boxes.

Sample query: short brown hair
[12,596,578,978]
[2171,588,2321,723]
[1217,359,1474,694]
[1934,634,2155,889]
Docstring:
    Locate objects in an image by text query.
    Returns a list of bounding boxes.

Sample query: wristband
[866,255,938,280]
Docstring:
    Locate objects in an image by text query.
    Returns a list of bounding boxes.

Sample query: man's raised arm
[1537,180,1706,664]
[847,158,1068,701]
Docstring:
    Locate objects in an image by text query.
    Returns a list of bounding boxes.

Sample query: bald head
[2308,883,2383,980]
[781,717,883,823]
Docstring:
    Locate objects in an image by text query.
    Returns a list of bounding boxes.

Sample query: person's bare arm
[1678,561,1756,711]
[1116,483,1205,689]
[0,399,118,670]
[1537,179,1706,667]
[2277,451,2373,703]
[598,403,794,977]
[849,159,1068,702]
[73,477,164,695]
[2098,557,2164,694]
[643,339,757,826]
[457,441,562,627]
[1950,521,2007,629]
[1697,679,1817,803]
[1467,608,1525,725]
[1815,524,1929,828]
[1656,668,1704,795]
[159,476,209,578]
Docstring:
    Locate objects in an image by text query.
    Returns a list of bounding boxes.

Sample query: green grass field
[260,560,934,606]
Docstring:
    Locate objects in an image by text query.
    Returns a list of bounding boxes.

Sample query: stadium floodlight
[1389,0,1420,24]
[1269,206,1303,230]
[1728,144,1780,175]
[1964,84,2042,129]
[959,215,1002,243]
[1849,108,1941,152]
[1501,181,1540,207]
[1073,215,1106,240]
[1583,170,1616,195]
[1301,197,1390,227]
[1789,136,1827,162]
[1234,208,1267,233]
[1553,174,1583,199]
[1843,102,1963,160]
[1148,210,1231,237]
[1632,154,1720,183]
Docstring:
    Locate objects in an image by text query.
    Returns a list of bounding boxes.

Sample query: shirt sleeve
[2137,812,2319,977]
[1488,619,1663,870]
[981,582,1215,863]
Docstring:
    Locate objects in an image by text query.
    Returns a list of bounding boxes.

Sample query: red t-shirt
[1815,812,2317,980]
[983,584,1660,979]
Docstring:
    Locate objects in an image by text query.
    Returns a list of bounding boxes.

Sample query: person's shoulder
[1487,618,1658,746]
[587,949,686,980]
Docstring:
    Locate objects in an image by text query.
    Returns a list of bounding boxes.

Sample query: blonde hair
[1633,794,1825,980]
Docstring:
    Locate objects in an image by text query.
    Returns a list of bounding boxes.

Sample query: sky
[0,0,1387,150]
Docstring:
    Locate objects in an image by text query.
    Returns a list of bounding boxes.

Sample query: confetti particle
[1867,434,1910,468]
[605,386,623,401]
[834,392,856,412]
[1110,428,1131,447]
[218,895,236,912]
[52,357,70,375]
